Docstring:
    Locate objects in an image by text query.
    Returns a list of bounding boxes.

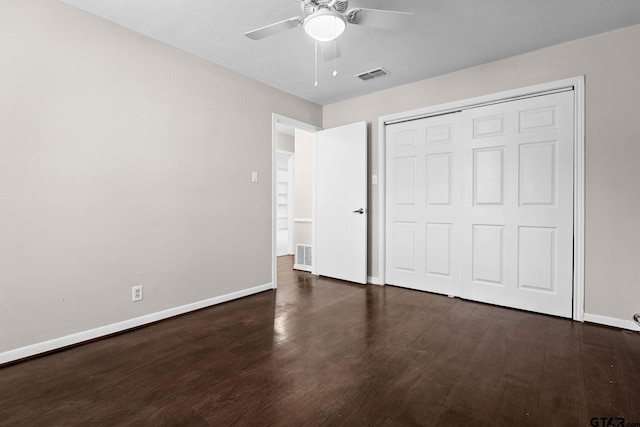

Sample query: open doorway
[272,115,320,289]
[272,115,369,288]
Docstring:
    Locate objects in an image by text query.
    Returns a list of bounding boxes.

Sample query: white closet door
[460,91,574,317]
[385,112,463,295]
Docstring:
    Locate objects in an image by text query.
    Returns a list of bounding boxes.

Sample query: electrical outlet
[132,285,143,302]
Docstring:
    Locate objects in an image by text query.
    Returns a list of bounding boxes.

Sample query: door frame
[272,114,321,289]
[377,76,585,321]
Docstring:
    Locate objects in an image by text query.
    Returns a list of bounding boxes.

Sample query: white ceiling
[58,0,640,105]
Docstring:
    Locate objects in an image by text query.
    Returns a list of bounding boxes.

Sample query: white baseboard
[293,264,312,272]
[367,276,383,286]
[583,312,640,332]
[0,282,273,365]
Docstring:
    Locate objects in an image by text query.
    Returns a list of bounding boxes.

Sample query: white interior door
[385,113,463,295]
[316,121,368,284]
[461,91,574,317]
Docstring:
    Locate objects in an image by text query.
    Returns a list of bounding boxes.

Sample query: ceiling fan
[244,0,413,43]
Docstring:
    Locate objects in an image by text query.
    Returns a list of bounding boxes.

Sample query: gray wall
[0,0,321,354]
[323,23,640,324]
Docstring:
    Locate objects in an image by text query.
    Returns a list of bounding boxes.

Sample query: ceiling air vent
[355,67,389,81]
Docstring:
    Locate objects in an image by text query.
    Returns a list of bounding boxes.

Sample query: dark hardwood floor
[2,256,640,426]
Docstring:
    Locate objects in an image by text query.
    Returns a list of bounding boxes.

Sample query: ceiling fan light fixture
[304,9,346,42]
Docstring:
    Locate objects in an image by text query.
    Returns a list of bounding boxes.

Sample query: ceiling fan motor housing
[301,0,349,16]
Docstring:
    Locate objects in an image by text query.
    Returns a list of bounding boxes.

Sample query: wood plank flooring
[1,255,640,426]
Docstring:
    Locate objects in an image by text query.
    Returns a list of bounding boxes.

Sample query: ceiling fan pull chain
[333,39,338,77]
[332,22,338,77]
[314,40,318,87]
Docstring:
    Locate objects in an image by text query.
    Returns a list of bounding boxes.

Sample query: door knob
[352,208,365,214]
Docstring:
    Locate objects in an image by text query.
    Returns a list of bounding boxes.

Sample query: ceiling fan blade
[244,17,303,40]
[348,8,413,30]
[320,40,341,61]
